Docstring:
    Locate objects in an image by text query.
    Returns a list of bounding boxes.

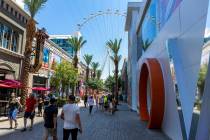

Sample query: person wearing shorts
[21,93,37,132]
[43,98,58,140]
[8,93,22,129]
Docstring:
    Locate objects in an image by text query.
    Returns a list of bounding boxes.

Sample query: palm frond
[83,54,93,66]
[24,0,47,18]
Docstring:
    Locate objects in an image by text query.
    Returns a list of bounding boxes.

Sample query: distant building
[201,38,210,65]
[50,35,75,57]
[28,38,73,91]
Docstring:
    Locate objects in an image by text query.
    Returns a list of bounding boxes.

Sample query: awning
[0,79,23,88]
[0,83,11,88]
[32,87,48,91]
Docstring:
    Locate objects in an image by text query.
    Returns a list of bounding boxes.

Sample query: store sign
[43,48,49,68]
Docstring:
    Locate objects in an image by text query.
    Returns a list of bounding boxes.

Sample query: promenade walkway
[0,103,170,140]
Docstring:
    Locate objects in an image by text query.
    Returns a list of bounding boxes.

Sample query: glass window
[2,25,11,49]
[11,31,18,52]
[139,0,183,51]
[0,23,3,47]
[0,22,19,52]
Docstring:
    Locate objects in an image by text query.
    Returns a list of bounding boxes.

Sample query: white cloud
[205,28,210,37]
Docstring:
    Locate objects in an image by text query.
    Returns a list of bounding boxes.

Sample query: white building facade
[125,0,210,140]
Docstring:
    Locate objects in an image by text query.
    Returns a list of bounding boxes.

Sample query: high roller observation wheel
[76,9,127,31]
[77,9,126,77]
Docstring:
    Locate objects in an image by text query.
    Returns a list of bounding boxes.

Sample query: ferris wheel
[76,9,127,78]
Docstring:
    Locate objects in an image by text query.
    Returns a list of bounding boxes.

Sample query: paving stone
[0,103,170,140]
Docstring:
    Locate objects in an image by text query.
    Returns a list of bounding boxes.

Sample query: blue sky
[35,0,210,79]
[35,0,138,79]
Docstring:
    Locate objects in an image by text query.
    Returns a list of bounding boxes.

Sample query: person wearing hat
[21,93,37,132]
[8,92,22,129]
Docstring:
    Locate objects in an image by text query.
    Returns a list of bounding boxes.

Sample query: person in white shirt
[87,96,94,115]
[61,95,82,140]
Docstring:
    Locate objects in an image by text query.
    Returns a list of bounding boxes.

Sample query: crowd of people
[7,93,82,140]
[84,92,116,115]
[6,90,117,140]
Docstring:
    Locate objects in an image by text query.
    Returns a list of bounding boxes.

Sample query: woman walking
[38,97,43,117]
[8,93,22,129]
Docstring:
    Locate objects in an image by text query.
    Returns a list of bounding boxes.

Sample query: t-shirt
[44,105,58,128]
[25,98,37,112]
[63,104,80,129]
[88,97,94,106]
[9,98,18,111]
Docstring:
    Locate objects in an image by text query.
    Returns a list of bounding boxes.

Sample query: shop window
[11,31,18,52]
[5,3,9,11]
[0,23,20,52]
[19,14,21,20]
[2,25,11,49]
[11,7,13,14]
[0,0,4,7]
[15,11,17,17]
[0,24,3,47]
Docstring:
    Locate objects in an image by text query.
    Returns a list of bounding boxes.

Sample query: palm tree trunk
[21,19,36,106]
[86,67,89,81]
[115,62,119,105]
[73,55,78,68]
[85,67,89,94]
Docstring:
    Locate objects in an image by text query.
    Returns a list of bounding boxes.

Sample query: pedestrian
[104,95,108,111]
[84,94,88,108]
[43,98,58,140]
[95,95,99,111]
[21,93,37,132]
[61,95,82,140]
[38,97,43,117]
[8,93,22,129]
[99,95,104,111]
[87,95,94,115]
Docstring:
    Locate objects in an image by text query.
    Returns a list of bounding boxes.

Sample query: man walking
[21,93,37,132]
[87,95,94,115]
[43,98,58,140]
[61,95,82,140]
[84,94,88,108]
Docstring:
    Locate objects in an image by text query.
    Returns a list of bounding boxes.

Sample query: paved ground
[0,103,170,140]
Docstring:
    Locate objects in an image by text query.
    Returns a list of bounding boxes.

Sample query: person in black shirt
[43,98,58,140]
[84,94,88,108]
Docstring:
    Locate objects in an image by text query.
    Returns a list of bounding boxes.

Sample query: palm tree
[21,0,48,105]
[91,62,100,78]
[83,54,93,81]
[97,70,102,80]
[68,36,87,68]
[106,39,122,104]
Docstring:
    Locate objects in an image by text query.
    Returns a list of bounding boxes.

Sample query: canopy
[0,79,23,89]
[0,83,12,88]
[32,87,48,91]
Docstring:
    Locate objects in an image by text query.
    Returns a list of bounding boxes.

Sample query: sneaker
[9,127,12,129]
[21,128,26,132]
